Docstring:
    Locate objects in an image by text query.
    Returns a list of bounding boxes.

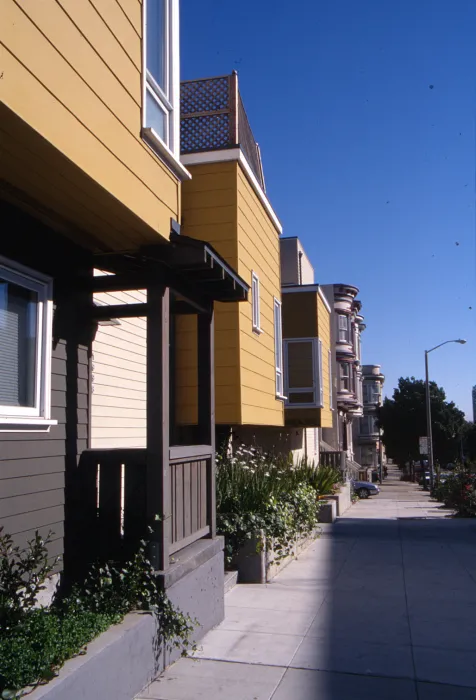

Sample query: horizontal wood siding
[317,294,333,428]
[0,203,92,567]
[181,162,241,425]
[91,281,147,448]
[236,166,283,427]
[0,0,179,250]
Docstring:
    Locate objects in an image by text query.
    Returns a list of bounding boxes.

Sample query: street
[138,466,476,699]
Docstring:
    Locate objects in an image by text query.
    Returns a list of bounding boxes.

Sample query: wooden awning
[141,232,248,303]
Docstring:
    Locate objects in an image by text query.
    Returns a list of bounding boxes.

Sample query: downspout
[298,251,303,285]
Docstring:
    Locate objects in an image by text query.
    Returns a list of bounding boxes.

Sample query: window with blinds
[0,257,53,423]
[284,338,324,408]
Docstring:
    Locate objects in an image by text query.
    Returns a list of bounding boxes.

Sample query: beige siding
[236,166,283,426]
[91,274,146,448]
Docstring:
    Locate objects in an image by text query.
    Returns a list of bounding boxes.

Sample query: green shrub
[0,531,195,697]
[216,445,339,563]
[432,464,476,516]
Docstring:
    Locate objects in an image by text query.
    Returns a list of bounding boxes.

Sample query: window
[251,272,262,333]
[338,314,349,342]
[0,257,55,429]
[284,338,324,408]
[328,349,333,409]
[360,415,377,435]
[340,362,351,391]
[363,381,380,404]
[144,0,178,153]
[274,298,284,398]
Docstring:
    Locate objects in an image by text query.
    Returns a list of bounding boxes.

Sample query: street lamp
[425,339,466,490]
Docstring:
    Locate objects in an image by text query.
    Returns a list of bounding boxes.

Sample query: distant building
[354,365,386,469]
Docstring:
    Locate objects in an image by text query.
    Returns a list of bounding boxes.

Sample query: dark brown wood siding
[0,202,93,568]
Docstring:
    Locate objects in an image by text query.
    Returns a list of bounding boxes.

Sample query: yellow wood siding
[181,162,241,425]
[317,295,333,428]
[91,281,147,448]
[236,167,283,426]
[0,0,179,251]
[180,160,283,426]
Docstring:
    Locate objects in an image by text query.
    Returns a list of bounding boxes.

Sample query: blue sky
[181,0,476,418]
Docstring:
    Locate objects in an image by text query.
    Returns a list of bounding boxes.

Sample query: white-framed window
[143,0,179,155]
[0,256,55,430]
[251,272,262,334]
[340,362,351,392]
[284,338,324,408]
[273,298,284,398]
[338,314,349,342]
[328,348,333,409]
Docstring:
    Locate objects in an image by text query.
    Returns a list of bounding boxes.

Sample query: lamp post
[425,339,466,490]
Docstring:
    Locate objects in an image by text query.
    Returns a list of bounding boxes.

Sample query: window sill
[142,127,192,182]
[0,417,58,433]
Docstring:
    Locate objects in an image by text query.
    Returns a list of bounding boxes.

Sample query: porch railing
[320,450,360,480]
[77,446,212,566]
[180,74,265,191]
[169,445,212,554]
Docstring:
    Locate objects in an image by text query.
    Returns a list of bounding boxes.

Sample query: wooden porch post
[197,311,216,538]
[146,285,170,571]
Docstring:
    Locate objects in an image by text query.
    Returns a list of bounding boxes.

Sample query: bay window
[284,338,323,408]
[0,257,55,429]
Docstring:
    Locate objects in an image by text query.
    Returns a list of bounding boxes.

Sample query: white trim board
[181,149,283,234]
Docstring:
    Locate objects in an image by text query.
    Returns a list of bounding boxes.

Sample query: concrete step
[224,570,238,594]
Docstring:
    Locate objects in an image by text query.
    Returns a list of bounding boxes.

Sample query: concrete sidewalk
[137,468,476,699]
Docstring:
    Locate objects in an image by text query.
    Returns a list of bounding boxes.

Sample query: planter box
[24,538,224,700]
[231,528,320,584]
[322,483,352,516]
[318,500,337,523]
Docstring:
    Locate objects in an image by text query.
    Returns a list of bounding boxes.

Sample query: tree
[377,377,466,467]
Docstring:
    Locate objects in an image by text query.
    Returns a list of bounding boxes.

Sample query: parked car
[352,480,380,499]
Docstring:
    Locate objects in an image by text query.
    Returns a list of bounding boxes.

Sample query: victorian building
[320,284,365,463]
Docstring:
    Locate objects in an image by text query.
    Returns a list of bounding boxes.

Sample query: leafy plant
[0,528,59,630]
[216,445,337,564]
[432,464,476,516]
[0,533,195,696]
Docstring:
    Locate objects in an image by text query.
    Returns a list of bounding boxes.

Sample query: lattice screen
[181,76,232,153]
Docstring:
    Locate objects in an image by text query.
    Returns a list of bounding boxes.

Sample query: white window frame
[273,298,285,399]
[251,272,262,334]
[328,348,333,409]
[141,0,190,180]
[338,314,349,342]
[283,337,324,409]
[0,256,56,432]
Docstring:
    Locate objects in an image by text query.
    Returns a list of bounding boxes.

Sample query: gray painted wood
[0,201,92,569]
[146,285,170,570]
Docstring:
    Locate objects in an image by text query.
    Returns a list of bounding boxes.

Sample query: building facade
[354,365,385,469]
[178,74,285,439]
[0,0,249,658]
[321,284,365,462]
